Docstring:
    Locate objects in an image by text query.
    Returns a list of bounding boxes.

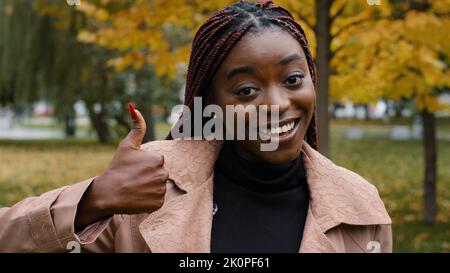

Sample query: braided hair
[167,0,318,150]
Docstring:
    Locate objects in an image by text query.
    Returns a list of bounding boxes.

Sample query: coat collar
[138,139,391,253]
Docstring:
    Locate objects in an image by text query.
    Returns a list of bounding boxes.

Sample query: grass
[0,139,116,206]
[0,125,449,252]
[331,138,450,252]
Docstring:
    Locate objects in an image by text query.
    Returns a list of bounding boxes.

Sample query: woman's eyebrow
[226,54,303,80]
[227,66,256,80]
[279,54,303,66]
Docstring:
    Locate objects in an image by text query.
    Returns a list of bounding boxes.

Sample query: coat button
[213,203,218,216]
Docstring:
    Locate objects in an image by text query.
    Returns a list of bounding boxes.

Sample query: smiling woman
[0,0,392,253]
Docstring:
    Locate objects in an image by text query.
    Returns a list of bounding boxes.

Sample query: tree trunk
[64,109,76,137]
[395,99,406,118]
[90,112,111,144]
[421,110,437,225]
[87,103,111,144]
[364,104,371,121]
[315,0,331,157]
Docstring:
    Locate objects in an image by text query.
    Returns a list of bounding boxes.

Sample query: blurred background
[0,0,449,252]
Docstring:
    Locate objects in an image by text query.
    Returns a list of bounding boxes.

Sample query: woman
[0,1,391,253]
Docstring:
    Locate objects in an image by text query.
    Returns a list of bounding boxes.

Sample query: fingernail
[128,103,138,121]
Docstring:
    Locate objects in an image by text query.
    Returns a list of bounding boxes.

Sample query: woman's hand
[75,104,168,230]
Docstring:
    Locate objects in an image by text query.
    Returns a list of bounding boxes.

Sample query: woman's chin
[237,137,303,164]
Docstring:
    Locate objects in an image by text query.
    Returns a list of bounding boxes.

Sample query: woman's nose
[261,86,291,114]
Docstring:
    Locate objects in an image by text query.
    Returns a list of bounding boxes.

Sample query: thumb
[125,103,147,147]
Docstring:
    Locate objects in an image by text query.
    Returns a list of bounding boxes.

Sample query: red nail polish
[128,103,138,121]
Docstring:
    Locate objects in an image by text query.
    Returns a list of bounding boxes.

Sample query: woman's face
[211,28,316,164]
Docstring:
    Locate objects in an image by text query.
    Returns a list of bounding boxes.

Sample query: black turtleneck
[211,141,309,253]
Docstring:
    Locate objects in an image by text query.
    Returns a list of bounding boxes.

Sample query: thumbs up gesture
[75,104,168,230]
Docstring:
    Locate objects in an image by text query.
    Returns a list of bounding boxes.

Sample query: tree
[1,0,183,143]
[0,0,52,106]
[329,0,450,225]
[74,0,188,141]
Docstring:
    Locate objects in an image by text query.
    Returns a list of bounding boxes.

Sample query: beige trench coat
[0,140,392,253]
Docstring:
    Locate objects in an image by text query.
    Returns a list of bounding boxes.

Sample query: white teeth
[264,121,296,135]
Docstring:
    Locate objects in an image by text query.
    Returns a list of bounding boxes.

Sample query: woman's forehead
[220,29,305,68]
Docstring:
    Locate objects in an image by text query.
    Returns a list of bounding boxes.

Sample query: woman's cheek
[292,82,316,112]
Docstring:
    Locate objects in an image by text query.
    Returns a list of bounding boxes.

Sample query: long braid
[167,0,318,150]
[185,13,240,106]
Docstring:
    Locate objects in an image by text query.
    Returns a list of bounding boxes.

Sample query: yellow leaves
[416,95,441,112]
[432,0,450,13]
[73,0,196,77]
[154,52,177,78]
[106,57,127,72]
[76,2,109,21]
[95,8,109,21]
[174,45,192,65]
[33,0,71,28]
[36,0,448,112]
[75,1,96,17]
[77,29,96,43]
[147,31,167,52]
[331,1,448,112]
[107,51,145,72]
[147,48,189,79]
[194,0,234,13]
[280,0,315,27]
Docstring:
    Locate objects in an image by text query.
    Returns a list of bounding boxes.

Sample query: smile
[259,118,301,141]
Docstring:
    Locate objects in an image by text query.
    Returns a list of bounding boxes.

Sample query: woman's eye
[284,74,304,87]
[236,87,258,97]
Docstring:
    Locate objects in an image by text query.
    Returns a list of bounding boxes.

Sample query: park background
[0,0,449,252]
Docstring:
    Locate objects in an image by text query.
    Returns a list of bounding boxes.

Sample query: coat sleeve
[373,224,393,253]
[0,178,119,253]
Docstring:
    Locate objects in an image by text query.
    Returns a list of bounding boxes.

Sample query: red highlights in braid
[167,1,318,150]
[257,0,274,8]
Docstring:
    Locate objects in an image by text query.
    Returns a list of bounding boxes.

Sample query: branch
[330,44,345,60]
[297,13,314,31]
[331,15,390,40]
[330,2,347,25]
[332,11,450,40]
[434,11,450,18]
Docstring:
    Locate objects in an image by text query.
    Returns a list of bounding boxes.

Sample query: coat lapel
[299,141,391,252]
[137,140,221,253]
[301,141,391,232]
[139,175,214,253]
[299,207,337,253]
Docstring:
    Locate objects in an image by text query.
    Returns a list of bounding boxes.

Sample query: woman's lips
[258,118,301,143]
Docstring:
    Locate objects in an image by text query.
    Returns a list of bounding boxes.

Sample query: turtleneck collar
[215,141,306,193]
